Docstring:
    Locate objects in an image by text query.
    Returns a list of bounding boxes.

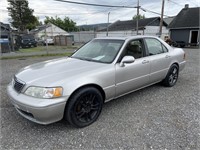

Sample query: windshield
[72,39,124,63]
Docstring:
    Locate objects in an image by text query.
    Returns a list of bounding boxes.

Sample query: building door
[190,30,199,44]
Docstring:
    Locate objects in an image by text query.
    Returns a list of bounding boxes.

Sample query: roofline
[94,35,159,40]
[97,28,144,32]
[0,23,11,30]
[146,17,159,26]
[169,27,200,29]
[30,23,52,33]
[168,7,200,29]
[97,17,167,32]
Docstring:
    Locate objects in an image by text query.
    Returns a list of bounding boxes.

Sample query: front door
[190,30,199,44]
[115,39,150,97]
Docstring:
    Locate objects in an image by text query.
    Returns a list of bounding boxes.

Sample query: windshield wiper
[71,56,86,61]
[71,56,105,63]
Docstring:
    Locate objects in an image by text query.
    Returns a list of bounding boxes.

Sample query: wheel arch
[162,61,180,87]
[63,84,105,127]
[163,62,179,82]
[65,84,106,107]
[171,62,179,69]
[166,62,179,76]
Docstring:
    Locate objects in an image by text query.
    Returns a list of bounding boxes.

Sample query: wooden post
[159,0,165,37]
[106,12,110,36]
[136,0,139,35]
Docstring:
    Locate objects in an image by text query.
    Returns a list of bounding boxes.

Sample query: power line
[140,7,170,17]
[168,0,183,7]
[74,1,136,24]
[110,9,134,22]
[169,0,199,7]
[54,0,138,8]
[52,0,137,24]
[0,8,118,16]
[186,0,199,7]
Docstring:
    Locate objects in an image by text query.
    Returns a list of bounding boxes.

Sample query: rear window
[145,38,168,55]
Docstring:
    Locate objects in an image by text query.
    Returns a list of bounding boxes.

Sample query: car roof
[95,35,159,41]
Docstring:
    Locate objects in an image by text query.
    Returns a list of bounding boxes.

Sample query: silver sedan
[7,36,186,128]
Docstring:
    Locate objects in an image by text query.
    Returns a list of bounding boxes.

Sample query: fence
[70,31,96,44]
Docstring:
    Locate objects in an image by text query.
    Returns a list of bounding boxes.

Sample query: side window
[125,39,143,59]
[145,38,167,55]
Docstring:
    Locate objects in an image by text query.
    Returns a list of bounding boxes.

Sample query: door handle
[142,60,149,64]
[165,55,171,58]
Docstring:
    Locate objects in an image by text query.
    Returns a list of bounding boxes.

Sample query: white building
[97,17,169,39]
[30,23,70,40]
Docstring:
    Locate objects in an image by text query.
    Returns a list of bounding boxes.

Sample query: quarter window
[145,38,168,55]
[162,44,168,53]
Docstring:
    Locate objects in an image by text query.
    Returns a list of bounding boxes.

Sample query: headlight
[24,86,63,99]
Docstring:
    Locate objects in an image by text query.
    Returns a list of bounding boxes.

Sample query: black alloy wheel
[163,64,179,87]
[65,87,103,128]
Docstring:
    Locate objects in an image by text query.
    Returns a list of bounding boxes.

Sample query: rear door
[144,38,171,83]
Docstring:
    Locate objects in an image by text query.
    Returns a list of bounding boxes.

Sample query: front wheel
[65,87,103,128]
[162,64,179,87]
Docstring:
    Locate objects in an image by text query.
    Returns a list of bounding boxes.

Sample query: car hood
[16,57,109,86]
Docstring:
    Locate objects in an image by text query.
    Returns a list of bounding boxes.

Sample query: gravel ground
[0,48,200,149]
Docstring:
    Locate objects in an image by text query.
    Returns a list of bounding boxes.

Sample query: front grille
[13,76,25,93]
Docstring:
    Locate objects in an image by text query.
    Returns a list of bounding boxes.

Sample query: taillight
[183,52,186,60]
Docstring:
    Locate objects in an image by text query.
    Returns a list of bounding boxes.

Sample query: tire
[180,45,185,48]
[172,42,178,47]
[162,64,179,87]
[65,87,103,128]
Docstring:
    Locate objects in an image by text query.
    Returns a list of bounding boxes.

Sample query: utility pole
[45,27,49,55]
[159,0,165,38]
[106,12,110,36]
[136,0,139,35]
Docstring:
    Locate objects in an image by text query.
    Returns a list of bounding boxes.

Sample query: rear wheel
[162,64,179,87]
[65,87,103,128]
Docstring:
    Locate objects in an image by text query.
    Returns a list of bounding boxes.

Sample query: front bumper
[7,84,69,125]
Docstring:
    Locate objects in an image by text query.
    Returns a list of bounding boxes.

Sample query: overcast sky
[0,0,199,25]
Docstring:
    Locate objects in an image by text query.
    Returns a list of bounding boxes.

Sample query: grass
[0,45,79,60]
[18,45,79,53]
[0,52,73,60]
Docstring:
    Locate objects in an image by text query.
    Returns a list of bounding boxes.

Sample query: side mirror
[120,56,135,67]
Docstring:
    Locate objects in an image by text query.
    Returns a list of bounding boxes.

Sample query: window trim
[117,38,147,63]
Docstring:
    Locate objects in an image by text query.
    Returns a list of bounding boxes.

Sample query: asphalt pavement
[0,48,199,149]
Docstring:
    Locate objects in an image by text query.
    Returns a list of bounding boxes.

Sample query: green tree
[44,16,78,32]
[132,14,145,20]
[7,0,39,31]
[26,17,41,30]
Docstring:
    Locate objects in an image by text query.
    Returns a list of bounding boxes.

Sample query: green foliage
[26,17,41,30]
[133,14,145,20]
[44,16,78,32]
[7,0,39,31]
